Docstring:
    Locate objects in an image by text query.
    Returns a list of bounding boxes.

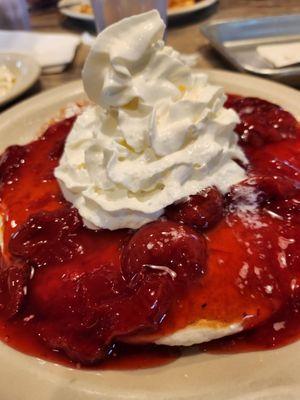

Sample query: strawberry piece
[225,95,299,147]
[165,187,223,230]
[9,207,83,268]
[0,261,30,318]
[245,140,300,182]
[29,260,173,364]
[5,265,30,318]
[121,220,207,284]
[0,145,27,185]
[228,175,300,207]
[29,220,205,363]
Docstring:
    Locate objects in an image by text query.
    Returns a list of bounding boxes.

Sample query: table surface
[7,0,300,107]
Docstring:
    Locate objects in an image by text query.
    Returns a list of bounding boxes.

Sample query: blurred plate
[0,53,40,107]
[201,14,300,86]
[58,0,94,21]
[58,0,218,21]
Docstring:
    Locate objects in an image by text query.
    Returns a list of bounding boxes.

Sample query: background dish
[59,0,94,22]
[0,70,299,400]
[0,53,40,107]
[201,15,300,86]
[58,0,218,21]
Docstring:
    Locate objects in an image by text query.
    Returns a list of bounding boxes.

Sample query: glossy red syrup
[0,95,299,369]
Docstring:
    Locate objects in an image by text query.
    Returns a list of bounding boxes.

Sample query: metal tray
[201,14,300,86]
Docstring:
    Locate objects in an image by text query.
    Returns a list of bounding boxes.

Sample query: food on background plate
[78,3,92,14]
[0,65,16,98]
[168,0,196,8]
[76,2,92,14]
[0,10,300,367]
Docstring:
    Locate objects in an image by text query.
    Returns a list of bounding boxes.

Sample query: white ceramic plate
[0,70,299,400]
[0,53,40,107]
[58,0,218,21]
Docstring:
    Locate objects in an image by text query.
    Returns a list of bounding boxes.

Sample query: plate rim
[1,68,300,123]
[0,70,300,400]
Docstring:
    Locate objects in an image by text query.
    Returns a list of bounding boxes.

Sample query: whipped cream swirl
[55,10,247,230]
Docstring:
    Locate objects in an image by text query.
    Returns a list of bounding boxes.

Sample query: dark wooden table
[8,0,300,105]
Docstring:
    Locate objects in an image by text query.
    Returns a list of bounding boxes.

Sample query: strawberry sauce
[0,95,299,368]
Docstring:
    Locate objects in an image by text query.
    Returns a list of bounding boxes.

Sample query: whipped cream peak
[55,10,247,230]
[82,10,165,108]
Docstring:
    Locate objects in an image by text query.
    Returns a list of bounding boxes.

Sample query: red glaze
[0,95,299,369]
